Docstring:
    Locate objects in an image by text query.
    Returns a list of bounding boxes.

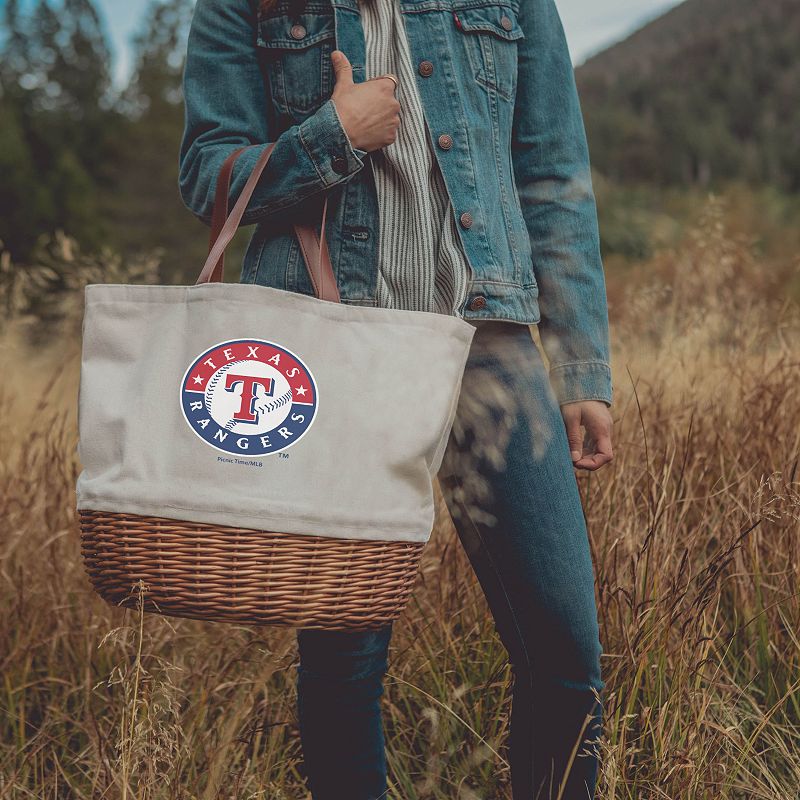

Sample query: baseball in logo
[180,338,317,456]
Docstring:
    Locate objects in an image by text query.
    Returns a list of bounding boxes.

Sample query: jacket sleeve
[510,0,613,407]
[178,0,366,226]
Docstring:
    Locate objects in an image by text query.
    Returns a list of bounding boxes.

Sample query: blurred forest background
[0,0,197,277]
[1,0,799,288]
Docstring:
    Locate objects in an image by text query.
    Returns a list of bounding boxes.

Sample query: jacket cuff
[298,98,366,186]
[549,361,613,407]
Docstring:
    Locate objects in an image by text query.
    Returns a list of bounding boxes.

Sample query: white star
[295,385,308,397]
[192,375,204,385]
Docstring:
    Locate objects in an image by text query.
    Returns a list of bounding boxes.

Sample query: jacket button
[437,133,453,150]
[469,295,487,311]
[418,60,434,77]
[290,24,307,39]
[500,15,513,31]
[331,155,348,174]
[459,211,473,229]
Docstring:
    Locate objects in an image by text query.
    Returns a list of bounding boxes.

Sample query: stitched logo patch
[180,338,318,456]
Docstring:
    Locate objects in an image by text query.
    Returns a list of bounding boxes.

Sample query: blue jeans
[296,321,605,799]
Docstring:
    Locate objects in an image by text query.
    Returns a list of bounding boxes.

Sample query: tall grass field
[1,196,799,798]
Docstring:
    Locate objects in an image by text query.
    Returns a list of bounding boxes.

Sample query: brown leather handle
[206,145,249,283]
[199,143,340,303]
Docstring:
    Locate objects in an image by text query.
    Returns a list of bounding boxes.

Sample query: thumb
[331,50,354,86]
[563,408,584,463]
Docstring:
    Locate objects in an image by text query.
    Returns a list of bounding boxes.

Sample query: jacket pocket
[453,3,524,102]
[257,12,336,119]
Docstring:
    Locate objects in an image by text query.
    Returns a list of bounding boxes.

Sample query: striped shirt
[359,0,471,316]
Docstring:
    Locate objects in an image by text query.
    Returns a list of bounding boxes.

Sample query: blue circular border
[179,338,318,457]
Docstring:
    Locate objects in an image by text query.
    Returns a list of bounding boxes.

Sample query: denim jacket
[179,0,613,406]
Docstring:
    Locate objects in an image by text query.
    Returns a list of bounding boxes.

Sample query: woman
[179,0,614,797]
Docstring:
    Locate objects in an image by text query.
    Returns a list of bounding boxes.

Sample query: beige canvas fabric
[75,280,474,543]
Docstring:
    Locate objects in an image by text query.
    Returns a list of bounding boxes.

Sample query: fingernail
[571,451,581,461]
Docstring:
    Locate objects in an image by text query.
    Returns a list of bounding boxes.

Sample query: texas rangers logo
[180,338,317,456]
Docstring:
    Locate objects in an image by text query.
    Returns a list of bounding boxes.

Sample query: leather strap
[294,194,334,301]
[199,144,340,303]
[207,145,249,284]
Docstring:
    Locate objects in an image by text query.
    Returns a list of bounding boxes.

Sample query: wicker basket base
[78,510,425,630]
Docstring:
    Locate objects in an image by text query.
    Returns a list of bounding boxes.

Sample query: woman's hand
[561,400,614,471]
[330,50,400,152]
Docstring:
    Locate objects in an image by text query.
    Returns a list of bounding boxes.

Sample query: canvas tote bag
[76,141,475,629]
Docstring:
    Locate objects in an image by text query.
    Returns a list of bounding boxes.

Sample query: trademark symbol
[278,452,290,459]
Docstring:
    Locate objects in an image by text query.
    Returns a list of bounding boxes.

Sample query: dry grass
[1,194,799,799]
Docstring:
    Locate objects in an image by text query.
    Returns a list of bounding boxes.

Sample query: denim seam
[434,7,494,269]
[557,396,612,408]
[285,233,301,291]
[475,73,514,103]
[242,167,358,225]
[298,121,331,186]
[550,361,611,371]
[454,488,536,794]
[464,315,535,325]
[487,48,522,284]
[470,278,537,289]
[244,234,268,285]
[243,188,325,221]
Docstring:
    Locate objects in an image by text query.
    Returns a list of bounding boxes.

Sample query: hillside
[575,0,800,190]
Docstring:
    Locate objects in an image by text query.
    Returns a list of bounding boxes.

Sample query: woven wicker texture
[79,511,424,629]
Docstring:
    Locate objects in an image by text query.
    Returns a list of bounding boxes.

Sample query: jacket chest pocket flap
[454,4,524,101]
[258,13,336,118]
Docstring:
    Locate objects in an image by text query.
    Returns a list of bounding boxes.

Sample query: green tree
[104,0,216,283]
[0,0,123,258]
